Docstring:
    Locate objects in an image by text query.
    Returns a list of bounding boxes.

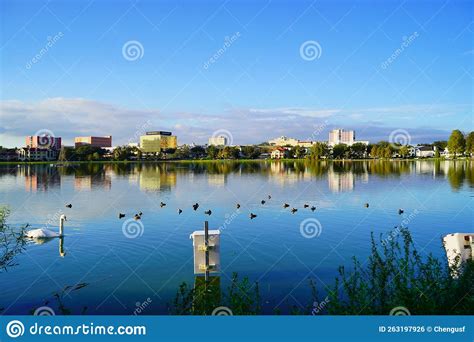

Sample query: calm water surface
[0,160,472,314]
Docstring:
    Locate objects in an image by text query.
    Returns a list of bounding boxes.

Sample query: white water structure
[443,233,473,274]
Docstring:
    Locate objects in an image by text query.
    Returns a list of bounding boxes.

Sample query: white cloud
[0,97,464,147]
[249,107,340,118]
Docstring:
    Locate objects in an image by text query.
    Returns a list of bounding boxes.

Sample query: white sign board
[190,230,221,274]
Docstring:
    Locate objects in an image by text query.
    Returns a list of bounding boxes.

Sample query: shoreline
[0,157,471,165]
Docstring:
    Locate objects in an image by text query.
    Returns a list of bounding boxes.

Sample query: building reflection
[139,165,177,191]
[0,160,471,194]
[22,165,61,192]
[74,174,112,190]
[207,174,227,187]
[328,169,355,193]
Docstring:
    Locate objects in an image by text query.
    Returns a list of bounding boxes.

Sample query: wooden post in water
[204,220,209,282]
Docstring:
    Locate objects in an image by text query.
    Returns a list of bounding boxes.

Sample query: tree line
[3,129,473,162]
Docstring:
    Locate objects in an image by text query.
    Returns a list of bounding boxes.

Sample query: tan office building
[140,131,177,153]
[75,136,112,148]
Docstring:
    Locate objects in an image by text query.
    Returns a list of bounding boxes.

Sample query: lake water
[0,160,472,315]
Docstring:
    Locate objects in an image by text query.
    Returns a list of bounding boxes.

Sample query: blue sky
[1,0,473,147]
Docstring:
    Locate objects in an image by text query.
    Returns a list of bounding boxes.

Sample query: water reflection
[27,236,66,257]
[21,165,61,192]
[139,164,177,191]
[0,160,472,192]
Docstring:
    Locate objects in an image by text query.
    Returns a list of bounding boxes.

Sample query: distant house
[271,147,287,159]
[415,146,436,158]
[297,141,314,148]
[17,147,58,161]
[268,136,299,146]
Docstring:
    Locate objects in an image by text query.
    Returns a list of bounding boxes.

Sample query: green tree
[241,146,261,159]
[399,145,410,158]
[309,142,329,160]
[113,146,133,160]
[206,145,219,159]
[433,140,448,151]
[350,143,367,159]
[382,146,393,159]
[447,130,466,158]
[293,146,306,159]
[465,131,474,157]
[370,145,379,159]
[58,146,75,161]
[332,144,348,159]
[189,146,205,158]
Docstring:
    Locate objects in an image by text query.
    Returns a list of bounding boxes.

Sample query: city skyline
[1,0,473,147]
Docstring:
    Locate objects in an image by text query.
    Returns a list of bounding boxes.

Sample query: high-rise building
[140,131,177,153]
[328,129,355,146]
[75,136,112,148]
[208,136,228,146]
[26,135,62,150]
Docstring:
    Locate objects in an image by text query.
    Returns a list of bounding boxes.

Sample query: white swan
[25,215,66,238]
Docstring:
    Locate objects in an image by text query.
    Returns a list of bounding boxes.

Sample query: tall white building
[328,129,368,146]
[208,135,228,146]
[329,129,354,146]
